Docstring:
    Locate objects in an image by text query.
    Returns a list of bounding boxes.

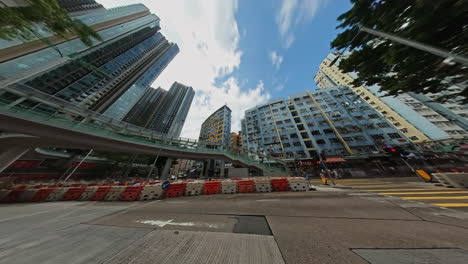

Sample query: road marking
[136,220,221,228]
[363,188,451,192]
[351,185,419,188]
[339,182,392,185]
[432,203,468,207]
[380,191,468,195]
[401,196,468,200]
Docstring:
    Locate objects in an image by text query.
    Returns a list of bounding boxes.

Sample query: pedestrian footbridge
[0,82,285,175]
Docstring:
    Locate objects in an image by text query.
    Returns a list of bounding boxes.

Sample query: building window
[410,136,419,140]
[371,134,385,140]
[377,123,390,128]
[368,114,380,119]
[353,136,365,141]
[387,133,400,139]
[343,137,354,142]
[316,139,326,144]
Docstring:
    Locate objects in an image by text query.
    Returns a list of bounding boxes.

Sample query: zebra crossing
[335,178,468,209]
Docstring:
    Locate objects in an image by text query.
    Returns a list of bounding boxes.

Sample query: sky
[98,0,352,138]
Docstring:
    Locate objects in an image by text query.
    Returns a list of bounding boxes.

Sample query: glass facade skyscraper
[124,82,195,138]
[0,4,178,121]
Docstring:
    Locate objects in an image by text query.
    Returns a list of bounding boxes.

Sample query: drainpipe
[306,91,353,155]
[268,104,286,158]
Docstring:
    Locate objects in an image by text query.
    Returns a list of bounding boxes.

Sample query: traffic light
[383,146,408,157]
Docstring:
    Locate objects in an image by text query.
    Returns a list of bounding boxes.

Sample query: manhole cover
[233,215,272,235]
[352,248,468,264]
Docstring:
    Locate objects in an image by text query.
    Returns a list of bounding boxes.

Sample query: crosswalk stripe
[401,196,468,200]
[363,188,447,192]
[380,191,468,195]
[432,203,468,207]
[339,182,392,185]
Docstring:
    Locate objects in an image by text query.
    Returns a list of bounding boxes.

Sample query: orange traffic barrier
[61,187,87,201]
[416,170,432,182]
[31,188,55,202]
[204,181,221,195]
[120,186,143,201]
[165,182,186,198]
[271,178,289,191]
[237,180,255,193]
[91,186,112,201]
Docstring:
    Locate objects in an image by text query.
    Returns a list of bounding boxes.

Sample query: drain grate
[352,248,468,264]
[233,215,272,235]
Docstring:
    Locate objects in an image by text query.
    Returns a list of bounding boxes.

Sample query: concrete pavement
[1,178,468,263]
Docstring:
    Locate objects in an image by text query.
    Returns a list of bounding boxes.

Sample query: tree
[0,0,101,46]
[331,0,468,102]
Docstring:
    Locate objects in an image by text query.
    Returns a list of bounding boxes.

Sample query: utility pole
[62,149,94,183]
[146,148,162,181]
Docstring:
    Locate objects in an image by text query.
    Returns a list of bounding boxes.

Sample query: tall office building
[314,53,467,141]
[124,82,195,138]
[199,105,232,145]
[0,3,180,178]
[241,86,410,159]
[0,4,178,121]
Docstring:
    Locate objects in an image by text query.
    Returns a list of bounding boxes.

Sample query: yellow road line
[401,196,468,200]
[380,191,468,195]
[432,203,468,207]
[363,188,452,192]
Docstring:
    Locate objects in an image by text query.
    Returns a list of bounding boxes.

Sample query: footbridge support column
[0,146,29,173]
[161,158,173,180]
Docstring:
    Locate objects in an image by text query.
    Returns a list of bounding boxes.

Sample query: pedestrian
[320,169,328,185]
[333,168,340,179]
[328,168,336,186]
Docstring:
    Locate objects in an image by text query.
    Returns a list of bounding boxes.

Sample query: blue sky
[99,0,352,138]
[231,0,351,98]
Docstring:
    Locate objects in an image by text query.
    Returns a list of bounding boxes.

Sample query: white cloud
[183,78,270,138]
[276,0,329,48]
[98,0,270,138]
[269,50,284,70]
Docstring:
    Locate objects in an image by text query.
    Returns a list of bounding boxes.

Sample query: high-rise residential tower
[199,105,232,177]
[241,86,410,159]
[230,131,243,153]
[124,82,195,138]
[199,105,232,146]
[314,53,467,142]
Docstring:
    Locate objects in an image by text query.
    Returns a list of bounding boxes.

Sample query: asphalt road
[1,177,468,264]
